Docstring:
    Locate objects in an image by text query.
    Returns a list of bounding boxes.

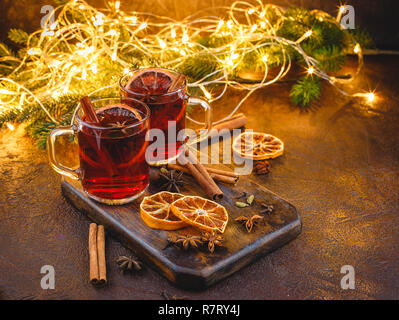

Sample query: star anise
[116,255,142,273]
[201,232,224,253]
[167,234,203,250]
[109,121,128,134]
[159,170,187,192]
[260,203,274,215]
[254,160,271,175]
[109,120,127,128]
[235,215,264,232]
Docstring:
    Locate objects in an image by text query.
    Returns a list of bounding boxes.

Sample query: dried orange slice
[126,68,175,95]
[140,192,187,230]
[232,131,284,160]
[170,196,228,233]
[95,103,143,124]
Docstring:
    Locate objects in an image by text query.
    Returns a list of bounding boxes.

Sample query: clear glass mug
[120,68,212,165]
[47,97,151,205]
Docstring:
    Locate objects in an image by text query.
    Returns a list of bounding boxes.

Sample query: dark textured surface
[1,55,399,299]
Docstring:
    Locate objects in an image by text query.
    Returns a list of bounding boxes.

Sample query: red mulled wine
[78,103,149,201]
[121,68,187,163]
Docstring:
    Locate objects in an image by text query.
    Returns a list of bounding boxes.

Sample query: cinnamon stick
[97,225,107,285]
[167,163,239,184]
[178,150,224,200]
[89,223,99,285]
[80,96,117,177]
[197,113,247,139]
[204,166,239,178]
[167,74,185,93]
[89,223,107,286]
[80,96,100,124]
[209,173,238,185]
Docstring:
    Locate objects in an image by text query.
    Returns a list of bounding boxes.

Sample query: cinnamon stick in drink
[89,223,99,285]
[80,96,100,124]
[80,96,117,177]
[167,74,185,93]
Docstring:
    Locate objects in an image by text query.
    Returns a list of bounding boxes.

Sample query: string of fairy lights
[0,0,376,131]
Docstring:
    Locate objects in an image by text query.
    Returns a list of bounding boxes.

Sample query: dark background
[1,0,399,300]
[1,0,399,49]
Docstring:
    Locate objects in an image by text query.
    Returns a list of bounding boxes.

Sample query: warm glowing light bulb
[248,8,255,15]
[91,63,98,74]
[251,24,257,32]
[305,30,313,37]
[0,88,12,95]
[339,6,345,13]
[171,29,176,38]
[108,29,117,36]
[52,91,61,99]
[28,48,40,55]
[158,39,166,49]
[115,1,120,11]
[43,30,55,37]
[227,20,233,29]
[126,16,137,24]
[354,43,361,54]
[217,20,224,29]
[259,11,265,18]
[366,92,375,103]
[262,55,268,63]
[200,85,212,100]
[93,15,104,26]
[6,123,15,131]
[138,22,147,30]
[182,34,189,43]
[260,21,266,28]
[307,66,314,74]
[180,49,186,56]
[50,22,58,30]
[231,53,239,60]
[78,4,84,9]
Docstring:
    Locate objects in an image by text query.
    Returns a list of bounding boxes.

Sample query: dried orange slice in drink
[126,68,175,95]
[96,103,143,124]
[232,131,284,160]
[140,192,187,230]
[170,196,228,233]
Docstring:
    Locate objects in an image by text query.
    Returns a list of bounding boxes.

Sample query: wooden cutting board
[61,168,301,289]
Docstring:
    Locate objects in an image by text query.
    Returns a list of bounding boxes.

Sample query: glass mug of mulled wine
[119,68,212,165]
[47,97,150,205]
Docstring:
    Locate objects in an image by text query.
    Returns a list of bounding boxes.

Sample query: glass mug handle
[187,95,212,144]
[47,126,79,180]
